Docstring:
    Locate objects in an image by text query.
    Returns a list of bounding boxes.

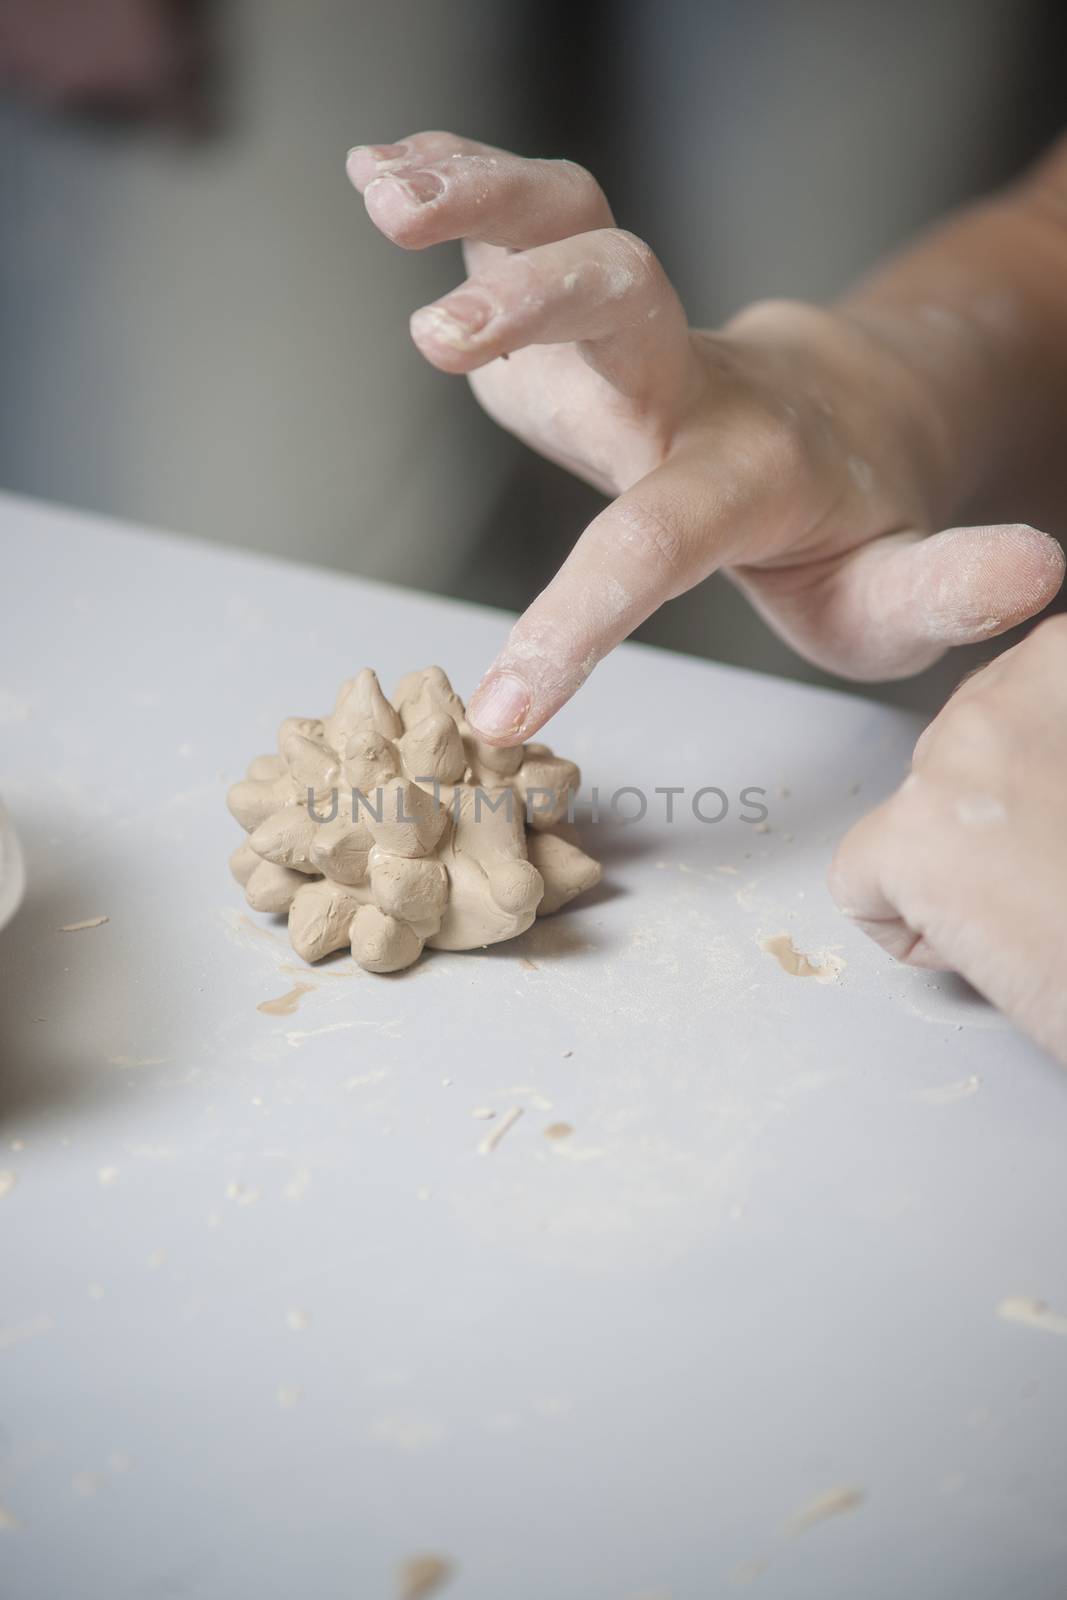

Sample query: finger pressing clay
[226,667,600,973]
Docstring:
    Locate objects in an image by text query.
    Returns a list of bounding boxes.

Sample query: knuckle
[613,501,685,577]
[609,229,663,293]
[826,836,863,912]
[889,771,943,832]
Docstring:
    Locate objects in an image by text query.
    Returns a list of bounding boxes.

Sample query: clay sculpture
[227,667,602,972]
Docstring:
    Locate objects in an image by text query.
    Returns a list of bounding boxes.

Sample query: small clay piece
[227,668,601,974]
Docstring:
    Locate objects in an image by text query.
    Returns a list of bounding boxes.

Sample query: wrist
[838,191,1067,522]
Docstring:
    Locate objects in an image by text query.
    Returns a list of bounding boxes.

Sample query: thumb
[740,523,1065,681]
[467,465,705,743]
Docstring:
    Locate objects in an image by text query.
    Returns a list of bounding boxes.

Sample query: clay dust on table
[257,982,315,1017]
[397,1553,454,1600]
[759,932,841,983]
[786,1484,866,1534]
[998,1295,1067,1337]
[477,1105,523,1155]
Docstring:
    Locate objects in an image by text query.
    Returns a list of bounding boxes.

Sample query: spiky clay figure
[227,667,602,973]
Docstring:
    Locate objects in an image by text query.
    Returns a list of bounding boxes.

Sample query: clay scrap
[227,667,601,973]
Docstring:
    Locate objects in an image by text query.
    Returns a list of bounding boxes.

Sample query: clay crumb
[397,1553,454,1600]
[0,1504,18,1531]
[0,1171,15,1199]
[729,1557,768,1586]
[520,955,540,971]
[286,1308,311,1332]
[760,933,841,983]
[916,1076,980,1105]
[786,1485,865,1534]
[544,1123,573,1141]
[59,916,109,933]
[478,1106,522,1155]
[258,982,315,1016]
[97,1165,119,1187]
[471,1107,495,1120]
[998,1295,1067,1338]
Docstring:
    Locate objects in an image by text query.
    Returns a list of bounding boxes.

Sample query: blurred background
[2,0,1064,710]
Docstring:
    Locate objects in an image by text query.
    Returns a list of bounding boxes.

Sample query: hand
[829,617,1067,1063]
[347,131,1064,742]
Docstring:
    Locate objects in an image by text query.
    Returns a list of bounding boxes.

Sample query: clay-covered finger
[826,790,942,964]
[345,131,488,193]
[741,523,1066,683]
[466,460,709,743]
[409,229,691,401]
[348,132,612,252]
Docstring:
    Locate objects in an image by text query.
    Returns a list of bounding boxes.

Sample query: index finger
[465,452,721,743]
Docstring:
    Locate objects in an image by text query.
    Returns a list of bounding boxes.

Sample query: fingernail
[368,142,409,161]
[413,294,493,346]
[389,170,444,205]
[467,672,530,739]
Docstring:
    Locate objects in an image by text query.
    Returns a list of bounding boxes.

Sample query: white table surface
[1,491,1065,1600]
